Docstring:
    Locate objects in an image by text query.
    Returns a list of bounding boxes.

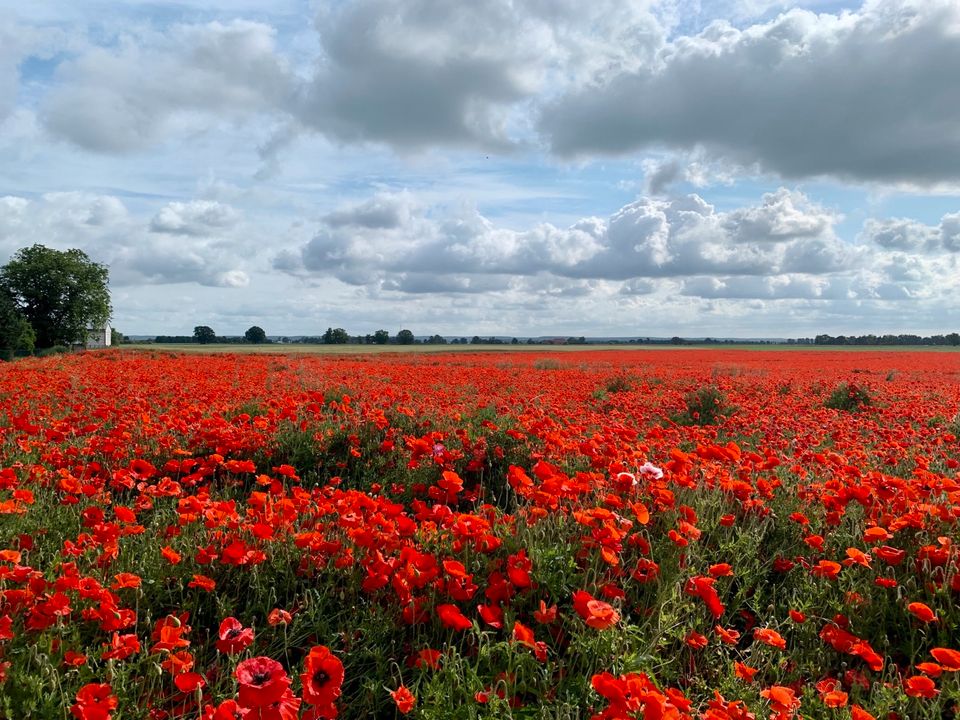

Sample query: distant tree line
[148,328,960,347]
[807,333,960,346]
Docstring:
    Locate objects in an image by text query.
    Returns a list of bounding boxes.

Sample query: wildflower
[436,604,473,631]
[760,686,800,716]
[903,675,939,698]
[71,683,118,720]
[217,617,255,655]
[753,628,786,650]
[572,590,619,629]
[907,602,937,623]
[300,645,344,714]
[931,647,960,671]
[390,685,416,714]
[236,657,291,708]
[267,608,293,626]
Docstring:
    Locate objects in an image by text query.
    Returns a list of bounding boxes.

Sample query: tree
[0,291,34,360]
[244,326,267,344]
[194,326,216,344]
[373,329,390,345]
[0,244,111,349]
[323,327,349,344]
[396,329,415,345]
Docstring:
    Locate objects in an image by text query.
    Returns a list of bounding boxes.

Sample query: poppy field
[1,348,959,719]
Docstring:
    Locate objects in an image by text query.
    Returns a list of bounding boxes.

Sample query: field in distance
[122,342,960,354]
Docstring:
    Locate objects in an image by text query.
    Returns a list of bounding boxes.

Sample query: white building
[86,323,112,349]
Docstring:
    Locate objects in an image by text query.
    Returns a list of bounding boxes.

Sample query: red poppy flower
[572,590,619,630]
[760,685,799,714]
[734,662,757,683]
[753,627,786,650]
[236,657,291,708]
[209,699,249,720]
[533,600,557,624]
[390,685,416,714]
[907,602,937,623]
[64,651,87,667]
[217,617,255,655]
[300,645,344,712]
[175,672,206,693]
[70,683,118,720]
[903,675,939,698]
[931,647,960,672]
[714,625,740,645]
[436,604,472,631]
[267,609,292,626]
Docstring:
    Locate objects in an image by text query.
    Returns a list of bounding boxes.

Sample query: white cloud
[861,212,960,253]
[150,201,241,236]
[42,20,294,153]
[541,0,960,185]
[280,187,851,288]
[0,193,252,288]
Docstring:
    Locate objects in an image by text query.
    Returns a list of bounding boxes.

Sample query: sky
[2,0,960,338]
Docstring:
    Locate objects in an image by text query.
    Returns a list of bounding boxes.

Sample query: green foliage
[244,325,268,344]
[396,328,415,345]
[35,344,70,357]
[824,382,873,411]
[0,290,34,360]
[323,327,350,344]
[675,384,728,425]
[193,325,217,344]
[605,375,633,393]
[373,329,390,344]
[0,244,111,349]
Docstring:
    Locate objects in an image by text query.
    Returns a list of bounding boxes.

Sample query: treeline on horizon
[146,330,960,346]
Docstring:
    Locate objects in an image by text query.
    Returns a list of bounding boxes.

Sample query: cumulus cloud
[541,0,960,185]
[0,193,251,287]
[293,0,662,150]
[150,201,241,235]
[278,187,858,293]
[861,212,960,253]
[42,20,294,153]
[287,0,670,151]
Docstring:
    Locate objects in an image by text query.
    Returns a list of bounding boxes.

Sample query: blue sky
[1,0,959,337]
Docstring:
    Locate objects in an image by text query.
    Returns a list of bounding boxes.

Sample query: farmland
[1,348,959,719]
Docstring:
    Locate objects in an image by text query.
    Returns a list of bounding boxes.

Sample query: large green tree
[0,245,111,349]
[244,326,267,344]
[193,326,217,344]
[0,291,35,360]
[322,327,349,344]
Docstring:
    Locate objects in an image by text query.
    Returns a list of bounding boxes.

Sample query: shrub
[605,375,632,393]
[36,344,70,357]
[824,382,872,411]
[676,384,728,425]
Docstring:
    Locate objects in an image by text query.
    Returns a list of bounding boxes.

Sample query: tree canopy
[0,291,35,360]
[323,327,349,344]
[193,326,217,344]
[396,329,415,345]
[244,326,267,344]
[0,245,111,349]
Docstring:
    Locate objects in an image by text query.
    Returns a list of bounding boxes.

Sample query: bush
[36,344,70,357]
[675,384,728,425]
[605,375,632,393]
[824,382,872,411]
